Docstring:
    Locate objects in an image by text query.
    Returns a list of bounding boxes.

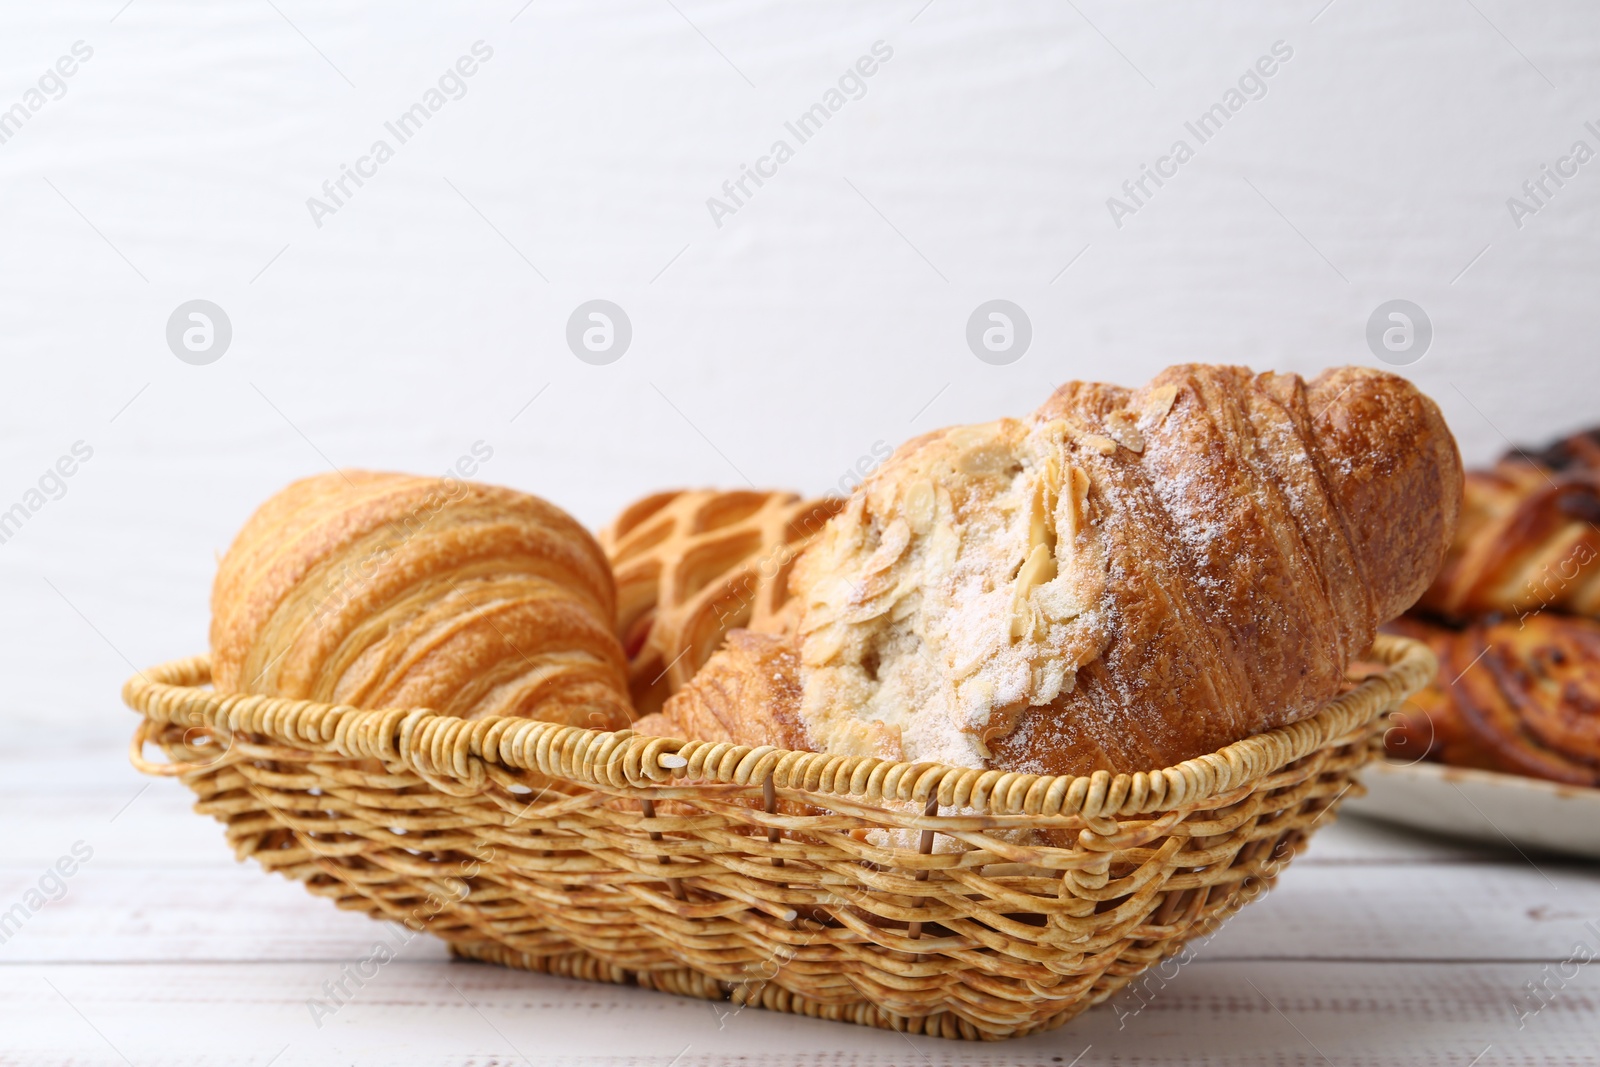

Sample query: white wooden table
[3,718,1596,1066]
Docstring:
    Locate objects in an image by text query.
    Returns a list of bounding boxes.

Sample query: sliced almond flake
[1081,433,1117,456]
[1144,384,1179,423]
[799,622,846,667]
[1036,418,1072,444]
[1040,414,1097,448]
[1105,409,1144,453]
[1026,465,1059,555]
[903,480,936,535]
[1008,543,1057,639]
[855,518,910,581]
[1060,466,1091,540]
[1007,599,1036,641]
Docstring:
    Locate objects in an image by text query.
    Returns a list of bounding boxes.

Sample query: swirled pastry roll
[1384,613,1600,787]
[1417,453,1600,623]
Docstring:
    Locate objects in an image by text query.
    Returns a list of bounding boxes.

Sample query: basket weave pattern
[124,634,1433,1040]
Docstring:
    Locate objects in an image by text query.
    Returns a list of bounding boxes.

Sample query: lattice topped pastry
[598,490,844,716]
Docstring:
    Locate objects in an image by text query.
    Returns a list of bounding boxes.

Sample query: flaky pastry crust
[1384,613,1600,786]
[210,470,632,729]
[649,365,1462,777]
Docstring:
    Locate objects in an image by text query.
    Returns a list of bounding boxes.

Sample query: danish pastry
[1384,613,1600,786]
[1417,449,1600,622]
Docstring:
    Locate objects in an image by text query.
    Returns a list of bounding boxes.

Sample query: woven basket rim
[123,633,1434,820]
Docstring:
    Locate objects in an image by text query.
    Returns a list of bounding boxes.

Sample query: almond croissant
[642,365,1462,777]
[210,470,633,730]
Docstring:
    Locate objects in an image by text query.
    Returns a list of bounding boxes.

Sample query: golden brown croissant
[210,470,632,729]
[646,365,1462,776]
[633,631,812,751]
[1382,614,1600,786]
[598,490,843,716]
[1416,451,1600,623]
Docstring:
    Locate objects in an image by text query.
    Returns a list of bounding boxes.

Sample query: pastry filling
[794,415,1119,766]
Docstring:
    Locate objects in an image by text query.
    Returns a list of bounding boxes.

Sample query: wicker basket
[123,633,1433,1041]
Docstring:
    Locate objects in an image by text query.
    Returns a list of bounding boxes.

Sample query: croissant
[634,630,812,751]
[1383,614,1600,786]
[645,364,1462,777]
[210,470,633,729]
[1416,443,1600,623]
[599,490,843,716]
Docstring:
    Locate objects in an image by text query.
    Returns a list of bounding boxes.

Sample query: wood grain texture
[2,961,1596,1066]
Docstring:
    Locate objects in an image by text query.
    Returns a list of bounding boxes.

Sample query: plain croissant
[643,364,1463,777]
[210,470,633,730]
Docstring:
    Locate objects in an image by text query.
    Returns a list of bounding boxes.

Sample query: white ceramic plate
[1344,759,1600,860]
